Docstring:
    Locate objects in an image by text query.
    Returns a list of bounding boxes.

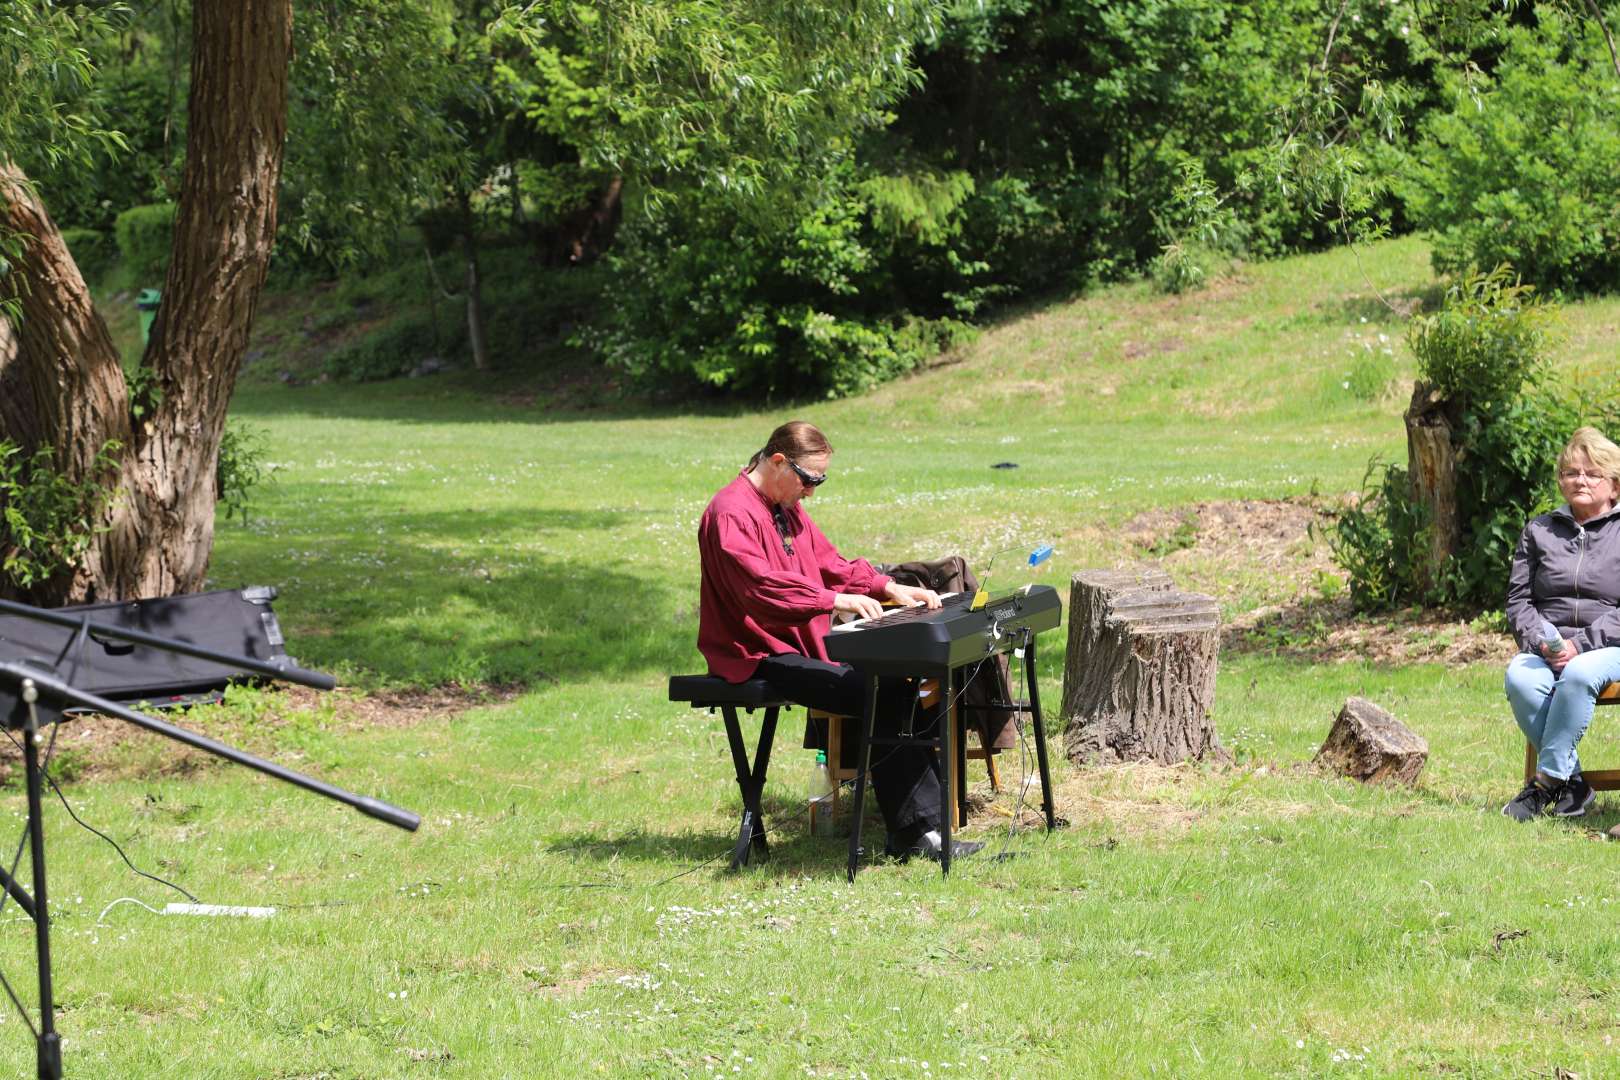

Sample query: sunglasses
[787,459,827,488]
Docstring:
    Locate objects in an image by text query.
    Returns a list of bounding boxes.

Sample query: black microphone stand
[0,598,419,1080]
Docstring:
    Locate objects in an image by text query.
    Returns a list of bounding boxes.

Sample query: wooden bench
[1523,681,1620,790]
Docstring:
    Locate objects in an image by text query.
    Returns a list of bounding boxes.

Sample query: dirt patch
[2,682,519,786]
[1122,498,1323,566]
[1121,336,1184,359]
[1120,497,1517,666]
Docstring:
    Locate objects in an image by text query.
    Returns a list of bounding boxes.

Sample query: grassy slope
[6,238,1620,1077]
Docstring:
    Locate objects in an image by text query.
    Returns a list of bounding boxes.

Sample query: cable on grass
[39,759,199,903]
[96,897,166,922]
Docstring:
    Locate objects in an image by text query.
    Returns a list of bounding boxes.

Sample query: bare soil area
[1120,497,1517,667]
[1,683,520,786]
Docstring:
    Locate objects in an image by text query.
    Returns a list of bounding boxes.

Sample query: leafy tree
[880,0,1412,297]
[2,0,293,604]
[1405,9,1620,293]
[495,0,944,392]
[589,167,981,397]
[501,0,938,201]
[279,0,458,270]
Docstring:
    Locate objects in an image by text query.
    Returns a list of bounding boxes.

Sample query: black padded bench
[668,675,791,869]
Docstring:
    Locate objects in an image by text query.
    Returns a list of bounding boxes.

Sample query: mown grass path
[5,238,1620,1077]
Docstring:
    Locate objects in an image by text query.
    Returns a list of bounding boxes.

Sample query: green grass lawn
[5,237,1620,1077]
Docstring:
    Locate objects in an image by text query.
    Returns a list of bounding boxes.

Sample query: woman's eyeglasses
[1559,469,1612,483]
[787,459,827,488]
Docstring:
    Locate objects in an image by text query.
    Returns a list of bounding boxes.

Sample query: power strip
[162,903,277,918]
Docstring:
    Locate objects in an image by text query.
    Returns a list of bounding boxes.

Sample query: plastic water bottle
[807,751,835,837]
[1538,619,1565,659]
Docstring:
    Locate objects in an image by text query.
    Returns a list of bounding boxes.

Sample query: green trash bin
[136,288,162,345]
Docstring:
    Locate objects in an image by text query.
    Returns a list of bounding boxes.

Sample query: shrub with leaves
[1328,266,1582,610]
[1406,11,1620,294]
[113,202,177,283]
[592,172,984,399]
[0,440,122,591]
[216,422,273,526]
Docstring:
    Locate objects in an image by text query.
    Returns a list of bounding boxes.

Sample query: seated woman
[697,420,982,861]
[1503,426,1620,820]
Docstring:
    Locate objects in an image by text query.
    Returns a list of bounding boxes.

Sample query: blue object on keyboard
[1028,543,1054,566]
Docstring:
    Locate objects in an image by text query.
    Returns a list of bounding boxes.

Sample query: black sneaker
[884,828,985,863]
[1502,778,1557,822]
[1551,772,1596,817]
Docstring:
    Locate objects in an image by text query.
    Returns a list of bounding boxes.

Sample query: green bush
[60,227,115,282]
[324,317,441,382]
[0,440,122,591]
[1405,12,1620,294]
[591,174,984,398]
[113,202,178,283]
[216,421,273,525]
[1327,267,1577,610]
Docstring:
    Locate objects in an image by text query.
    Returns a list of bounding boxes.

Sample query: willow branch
[1582,0,1620,81]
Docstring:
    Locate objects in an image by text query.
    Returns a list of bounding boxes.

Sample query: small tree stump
[1404,379,1460,597]
[1315,697,1428,785]
[1061,568,1223,765]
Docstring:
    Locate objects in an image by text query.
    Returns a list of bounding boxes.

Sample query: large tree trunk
[0,163,132,481]
[0,0,292,604]
[1404,379,1459,597]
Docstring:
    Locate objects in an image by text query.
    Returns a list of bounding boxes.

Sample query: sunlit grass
[7,237,1619,1077]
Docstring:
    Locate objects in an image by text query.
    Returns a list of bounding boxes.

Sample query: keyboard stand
[844,631,1057,880]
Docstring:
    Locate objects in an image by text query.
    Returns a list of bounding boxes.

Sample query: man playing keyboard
[697,420,984,862]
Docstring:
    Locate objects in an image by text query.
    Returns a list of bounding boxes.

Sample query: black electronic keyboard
[825,584,1062,675]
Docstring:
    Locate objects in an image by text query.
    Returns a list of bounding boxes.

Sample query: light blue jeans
[1504,647,1620,780]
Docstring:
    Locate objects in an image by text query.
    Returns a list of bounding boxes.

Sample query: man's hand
[884,582,942,610]
[1548,638,1578,674]
[833,592,885,621]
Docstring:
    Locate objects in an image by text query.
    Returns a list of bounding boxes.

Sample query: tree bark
[1060,568,1224,765]
[560,174,623,265]
[461,213,491,373]
[1314,697,1428,786]
[1404,379,1459,597]
[0,0,292,604]
[0,162,131,474]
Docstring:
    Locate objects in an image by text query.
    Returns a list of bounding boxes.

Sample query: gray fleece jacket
[1506,503,1620,654]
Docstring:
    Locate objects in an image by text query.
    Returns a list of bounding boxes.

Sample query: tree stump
[1061,568,1223,765]
[1314,697,1428,785]
[1404,379,1460,597]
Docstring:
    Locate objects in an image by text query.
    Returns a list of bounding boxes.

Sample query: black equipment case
[0,586,296,705]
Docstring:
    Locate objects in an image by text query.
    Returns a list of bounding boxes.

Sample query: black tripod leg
[846,675,881,882]
[1024,636,1057,830]
[23,703,63,1079]
[0,863,36,920]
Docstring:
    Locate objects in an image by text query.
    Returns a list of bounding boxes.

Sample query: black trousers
[754,653,942,836]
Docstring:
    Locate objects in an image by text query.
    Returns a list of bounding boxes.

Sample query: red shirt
[698,473,891,682]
